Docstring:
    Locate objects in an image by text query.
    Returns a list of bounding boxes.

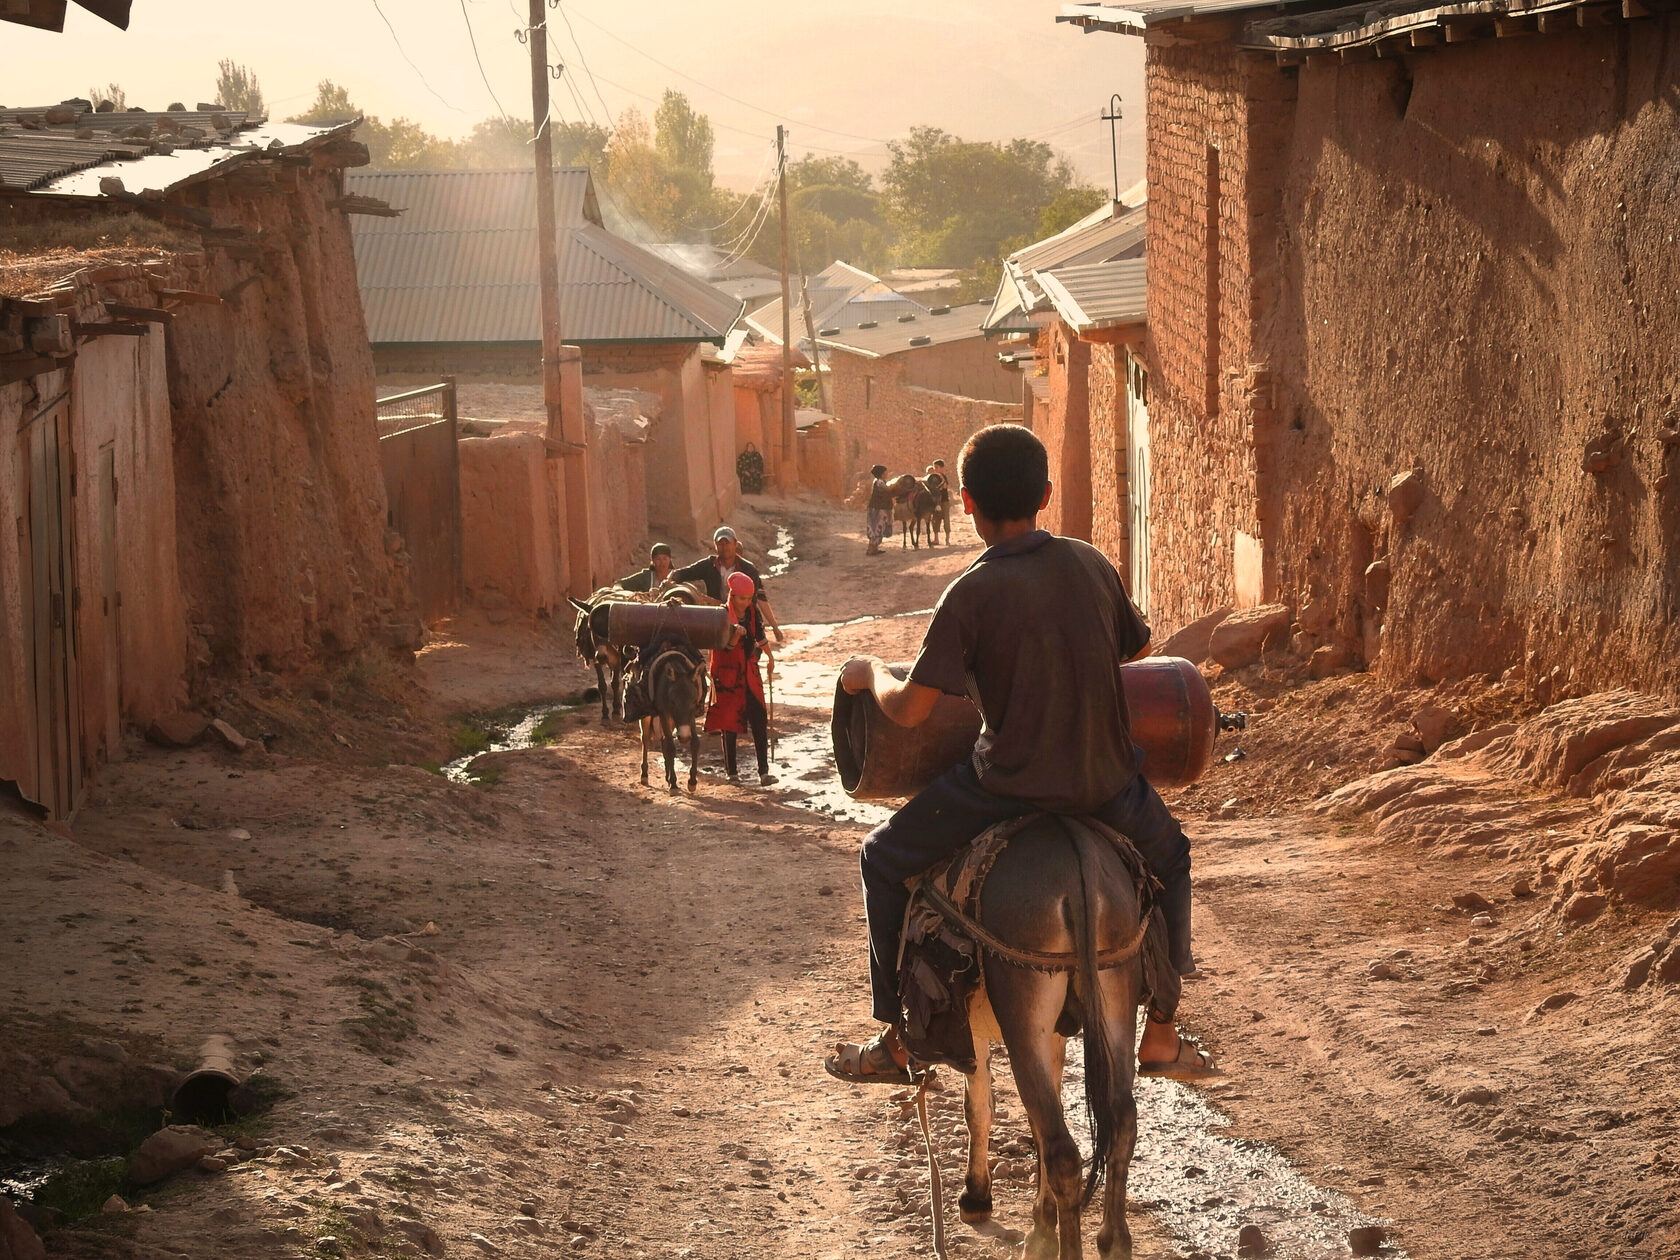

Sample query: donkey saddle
[896,814,1181,1074]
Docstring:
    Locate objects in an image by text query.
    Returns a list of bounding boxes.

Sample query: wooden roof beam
[1536,8,1574,29]
[1495,14,1536,34]
[1410,24,1441,45]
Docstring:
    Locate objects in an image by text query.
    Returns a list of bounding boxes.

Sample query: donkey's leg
[662,718,678,792]
[596,660,611,723]
[639,718,651,785]
[960,1047,994,1223]
[687,727,700,793]
[990,969,1081,1260]
[1096,973,1141,1260]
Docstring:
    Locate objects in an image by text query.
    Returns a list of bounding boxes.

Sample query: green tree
[604,96,721,238]
[882,126,1080,269]
[213,60,264,118]
[1036,186,1108,239]
[288,80,459,169]
[87,83,125,112]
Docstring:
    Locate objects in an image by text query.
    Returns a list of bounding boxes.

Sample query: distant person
[925,460,952,545]
[707,572,776,786]
[865,464,894,556]
[673,526,785,642]
[617,543,674,593]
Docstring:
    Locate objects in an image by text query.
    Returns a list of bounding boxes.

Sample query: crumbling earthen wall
[828,351,1021,484]
[587,422,649,584]
[162,156,415,680]
[458,431,563,614]
[1259,27,1680,694]
[1088,342,1132,579]
[1143,35,1292,627]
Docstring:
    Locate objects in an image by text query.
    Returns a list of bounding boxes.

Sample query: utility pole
[776,124,799,490]
[528,0,592,595]
[799,275,828,413]
[1102,93,1123,203]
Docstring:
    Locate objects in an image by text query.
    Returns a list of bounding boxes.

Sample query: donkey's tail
[1063,817,1123,1208]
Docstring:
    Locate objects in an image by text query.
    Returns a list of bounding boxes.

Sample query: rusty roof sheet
[1057,0,1298,33]
[1,0,132,32]
[345,168,744,346]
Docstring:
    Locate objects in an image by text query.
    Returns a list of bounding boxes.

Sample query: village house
[1,99,412,817]
[746,259,926,354]
[345,168,745,549]
[1060,0,1680,695]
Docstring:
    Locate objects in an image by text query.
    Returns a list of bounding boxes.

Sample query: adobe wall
[898,334,1021,404]
[797,417,851,500]
[458,431,564,614]
[828,351,1021,484]
[1088,342,1132,578]
[1037,319,1093,541]
[703,364,740,521]
[1254,25,1680,693]
[162,154,417,681]
[1142,35,1290,629]
[586,420,649,586]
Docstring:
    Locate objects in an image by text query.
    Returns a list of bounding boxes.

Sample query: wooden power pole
[528,0,592,595]
[776,124,799,490]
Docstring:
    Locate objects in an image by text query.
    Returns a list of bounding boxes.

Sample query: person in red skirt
[706,571,777,786]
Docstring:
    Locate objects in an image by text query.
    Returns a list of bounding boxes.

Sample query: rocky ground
[2,496,1677,1260]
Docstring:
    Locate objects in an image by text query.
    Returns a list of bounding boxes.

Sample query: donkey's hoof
[957,1191,992,1224]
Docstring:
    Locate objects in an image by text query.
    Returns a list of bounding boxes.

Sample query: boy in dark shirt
[826,424,1212,1084]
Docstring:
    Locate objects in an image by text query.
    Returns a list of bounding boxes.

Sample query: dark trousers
[722,692,769,776]
[860,760,1195,1024]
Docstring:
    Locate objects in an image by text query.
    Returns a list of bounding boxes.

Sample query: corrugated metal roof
[1034,258,1147,334]
[1057,0,1296,33]
[816,302,991,360]
[0,102,321,195]
[982,200,1145,333]
[345,167,744,346]
[747,259,927,346]
[1242,0,1600,51]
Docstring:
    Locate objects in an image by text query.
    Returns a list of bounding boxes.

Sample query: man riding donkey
[826,424,1216,1085]
[706,572,778,786]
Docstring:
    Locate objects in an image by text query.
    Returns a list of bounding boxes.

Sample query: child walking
[706,571,777,785]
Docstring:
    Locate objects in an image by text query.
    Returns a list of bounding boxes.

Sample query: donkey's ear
[568,597,592,615]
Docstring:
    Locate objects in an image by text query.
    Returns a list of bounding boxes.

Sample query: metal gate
[376,379,462,623]
[18,391,85,817]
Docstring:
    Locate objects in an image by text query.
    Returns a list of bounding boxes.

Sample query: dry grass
[0,213,195,296]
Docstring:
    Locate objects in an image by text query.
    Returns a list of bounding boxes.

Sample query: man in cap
[673,526,785,642]
[616,543,675,593]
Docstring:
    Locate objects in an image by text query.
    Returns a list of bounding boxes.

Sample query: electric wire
[553,0,617,132]
[370,0,465,113]
[459,0,516,127]
[692,139,777,234]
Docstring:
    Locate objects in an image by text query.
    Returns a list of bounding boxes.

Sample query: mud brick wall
[163,155,417,682]
[828,349,1021,485]
[1037,319,1093,541]
[1143,36,1292,630]
[1088,343,1131,580]
[1250,26,1680,695]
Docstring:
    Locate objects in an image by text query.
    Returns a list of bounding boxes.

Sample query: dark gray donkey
[569,590,633,724]
[957,817,1149,1260]
[637,642,706,793]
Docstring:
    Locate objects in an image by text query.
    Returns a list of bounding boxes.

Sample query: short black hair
[870,463,888,478]
[959,425,1048,521]
[933,459,945,467]
[649,542,673,560]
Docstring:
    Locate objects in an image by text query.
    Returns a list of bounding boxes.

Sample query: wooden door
[1126,350,1151,618]
[21,396,83,817]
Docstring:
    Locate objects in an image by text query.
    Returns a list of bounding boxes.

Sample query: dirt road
[4,496,1677,1260]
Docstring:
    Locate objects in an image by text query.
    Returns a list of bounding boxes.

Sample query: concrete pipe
[169,1034,241,1125]
[831,656,1219,801]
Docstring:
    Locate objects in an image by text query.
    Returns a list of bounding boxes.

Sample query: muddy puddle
[1052,1040,1405,1259]
[441,704,574,782]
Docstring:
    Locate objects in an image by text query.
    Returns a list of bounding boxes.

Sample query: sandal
[824,1031,916,1086]
[1138,1035,1220,1081]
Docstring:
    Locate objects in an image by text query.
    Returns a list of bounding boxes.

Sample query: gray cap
[712,525,737,543]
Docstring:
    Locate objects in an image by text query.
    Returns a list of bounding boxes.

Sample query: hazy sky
[3,1,1145,192]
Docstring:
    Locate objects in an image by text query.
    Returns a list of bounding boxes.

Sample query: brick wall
[1088,342,1131,577]
[1036,319,1094,540]
[1142,36,1294,631]
[828,349,1022,485]
[897,334,1022,404]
